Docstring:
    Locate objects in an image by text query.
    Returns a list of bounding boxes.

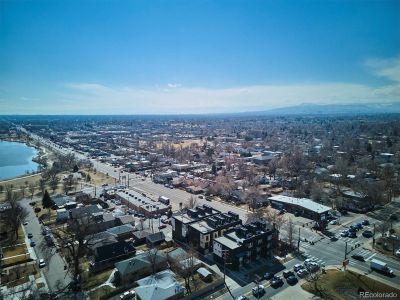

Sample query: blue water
[0,140,39,180]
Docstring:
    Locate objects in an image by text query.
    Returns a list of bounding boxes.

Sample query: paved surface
[20,198,72,292]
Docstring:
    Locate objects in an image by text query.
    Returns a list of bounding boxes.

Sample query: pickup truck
[370,259,394,276]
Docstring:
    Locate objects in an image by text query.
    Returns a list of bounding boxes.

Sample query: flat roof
[117,189,168,212]
[214,236,241,250]
[189,220,215,234]
[269,195,331,214]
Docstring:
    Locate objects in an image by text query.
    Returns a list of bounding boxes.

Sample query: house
[70,205,102,219]
[116,215,136,226]
[133,230,151,246]
[146,231,165,247]
[90,239,136,271]
[106,224,135,240]
[114,250,168,285]
[52,194,73,208]
[56,208,69,223]
[134,269,185,300]
[166,247,201,273]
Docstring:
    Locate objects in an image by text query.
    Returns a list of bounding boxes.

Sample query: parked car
[263,272,274,280]
[38,259,46,268]
[30,241,36,247]
[395,249,400,257]
[341,231,349,237]
[252,285,265,297]
[296,269,309,277]
[362,220,370,226]
[351,254,365,262]
[286,275,298,285]
[329,219,338,225]
[158,224,167,229]
[27,233,33,239]
[236,297,249,300]
[348,231,357,238]
[293,264,304,272]
[198,195,204,199]
[355,223,363,230]
[330,236,338,241]
[283,270,294,278]
[270,276,283,288]
[362,230,373,238]
[119,290,136,299]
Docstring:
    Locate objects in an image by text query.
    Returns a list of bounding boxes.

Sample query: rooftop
[269,195,331,214]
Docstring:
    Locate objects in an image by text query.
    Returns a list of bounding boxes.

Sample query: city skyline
[1,0,399,114]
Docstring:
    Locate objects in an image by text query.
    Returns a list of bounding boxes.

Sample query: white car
[329,220,338,225]
[120,290,135,299]
[38,259,46,268]
[395,249,400,257]
[252,285,265,297]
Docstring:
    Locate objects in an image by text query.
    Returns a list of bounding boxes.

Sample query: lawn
[2,253,31,267]
[1,263,38,287]
[3,244,27,257]
[82,268,114,290]
[1,224,26,247]
[87,285,115,300]
[302,269,400,300]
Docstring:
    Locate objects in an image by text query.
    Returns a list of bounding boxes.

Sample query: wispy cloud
[2,55,400,114]
[365,56,400,82]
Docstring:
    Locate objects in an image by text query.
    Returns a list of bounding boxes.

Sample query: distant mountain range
[239,102,400,116]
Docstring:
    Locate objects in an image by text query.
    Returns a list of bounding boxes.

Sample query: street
[20,198,72,292]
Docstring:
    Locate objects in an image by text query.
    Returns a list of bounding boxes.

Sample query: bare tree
[381,164,395,202]
[20,185,26,198]
[39,178,47,195]
[169,245,198,294]
[52,216,97,290]
[28,182,36,200]
[50,176,60,194]
[304,267,324,298]
[3,192,28,239]
[147,247,161,276]
[185,195,198,209]
[267,158,279,180]
[286,217,295,249]
[263,207,285,231]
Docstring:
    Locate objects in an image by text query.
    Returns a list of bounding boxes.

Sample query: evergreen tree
[42,190,54,209]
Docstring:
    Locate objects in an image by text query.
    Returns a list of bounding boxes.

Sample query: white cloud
[167,83,182,88]
[58,80,399,114]
[365,56,400,82]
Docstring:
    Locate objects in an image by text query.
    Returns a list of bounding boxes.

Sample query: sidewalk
[270,282,318,300]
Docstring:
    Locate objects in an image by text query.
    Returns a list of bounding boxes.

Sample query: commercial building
[213,220,277,270]
[172,204,242,254]
[268,195,331,229]
[116,189,169,218]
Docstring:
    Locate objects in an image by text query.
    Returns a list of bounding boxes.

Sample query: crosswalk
[303,252,327,266]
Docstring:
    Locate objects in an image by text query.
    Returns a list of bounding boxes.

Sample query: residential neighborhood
[1,114,399,300]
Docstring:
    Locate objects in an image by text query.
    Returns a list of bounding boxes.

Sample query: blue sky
[0,0,399,114]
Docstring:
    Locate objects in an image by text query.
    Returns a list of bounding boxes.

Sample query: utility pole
[222,250,234,299]
[298,227,301,252]
[373,223,376,248]
[344,241,348,260]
